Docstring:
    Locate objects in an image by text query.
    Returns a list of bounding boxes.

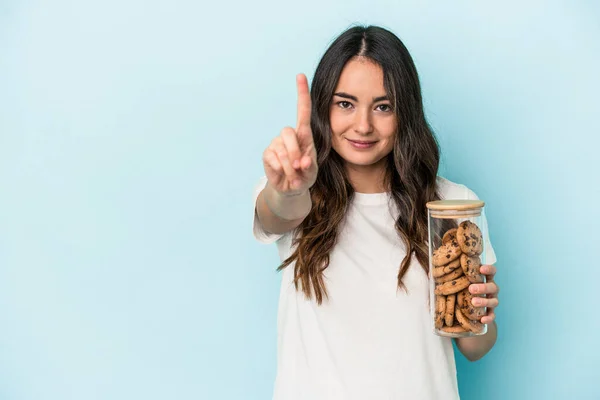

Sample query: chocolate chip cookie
[432,239,462,267]
[442,228,458,245]
[434,276,471,295]
[456,220,483,256]
[460,253,484,283]
[432,258,462,278]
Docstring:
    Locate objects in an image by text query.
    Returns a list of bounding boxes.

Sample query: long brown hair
[278,25,445,304]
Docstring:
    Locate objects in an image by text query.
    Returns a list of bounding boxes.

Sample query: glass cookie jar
[425,200,490,338]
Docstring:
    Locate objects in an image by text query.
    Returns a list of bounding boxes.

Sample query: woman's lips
[346,138,377,149]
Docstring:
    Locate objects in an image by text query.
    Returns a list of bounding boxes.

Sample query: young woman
[252,25,500,400]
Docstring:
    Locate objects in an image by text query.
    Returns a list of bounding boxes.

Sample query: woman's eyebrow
[333,92,389,102]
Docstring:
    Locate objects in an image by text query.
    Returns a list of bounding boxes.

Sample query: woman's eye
[338,101,352,109]
[377,104,392,112]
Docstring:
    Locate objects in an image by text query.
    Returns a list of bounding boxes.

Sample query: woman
[252,25,500,400]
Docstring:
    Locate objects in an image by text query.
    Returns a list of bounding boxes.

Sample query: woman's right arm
[255,73,318,235]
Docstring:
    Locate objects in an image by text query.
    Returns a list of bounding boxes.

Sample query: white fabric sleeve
[252,176,285,244]
[464,186,498,265]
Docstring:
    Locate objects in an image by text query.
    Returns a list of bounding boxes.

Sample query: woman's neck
[345,161,389,193]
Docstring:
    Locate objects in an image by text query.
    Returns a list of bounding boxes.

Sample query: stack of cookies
[431,220,486,334]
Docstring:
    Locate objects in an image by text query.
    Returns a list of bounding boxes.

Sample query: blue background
[1,1,598,399]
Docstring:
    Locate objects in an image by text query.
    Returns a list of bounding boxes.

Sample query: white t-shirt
[252,176,497,400]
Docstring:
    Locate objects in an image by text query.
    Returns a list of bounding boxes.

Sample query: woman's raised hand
[262,74,318,196]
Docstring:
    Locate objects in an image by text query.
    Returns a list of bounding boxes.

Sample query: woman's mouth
[346,138,377,149]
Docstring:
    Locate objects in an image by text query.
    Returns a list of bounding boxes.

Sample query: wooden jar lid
[426,200,485,218]
[426,200,485,210]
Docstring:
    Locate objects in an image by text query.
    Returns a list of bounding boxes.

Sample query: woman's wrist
[263,182,312,221]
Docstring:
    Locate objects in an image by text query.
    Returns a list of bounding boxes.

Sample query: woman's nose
[353,109,373,135]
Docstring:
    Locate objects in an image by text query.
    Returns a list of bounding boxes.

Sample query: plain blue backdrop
[1,1,598,399]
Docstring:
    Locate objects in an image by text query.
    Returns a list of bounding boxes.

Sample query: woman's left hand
[468,264,499,325]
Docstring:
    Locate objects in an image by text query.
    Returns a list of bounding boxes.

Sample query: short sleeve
[464,186,498,265]
[252,176,285,244]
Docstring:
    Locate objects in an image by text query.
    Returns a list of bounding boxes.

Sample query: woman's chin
[339,153,387,168]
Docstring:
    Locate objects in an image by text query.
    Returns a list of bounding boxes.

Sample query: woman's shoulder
[435,176,480,200]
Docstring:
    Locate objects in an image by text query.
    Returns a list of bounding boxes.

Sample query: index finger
[296,73,311,130]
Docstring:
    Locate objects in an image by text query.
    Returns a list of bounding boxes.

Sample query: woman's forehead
[334,58,387,100]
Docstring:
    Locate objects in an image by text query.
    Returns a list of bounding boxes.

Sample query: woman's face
[329,57,397,171]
